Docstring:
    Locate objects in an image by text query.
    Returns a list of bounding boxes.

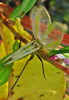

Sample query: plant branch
[0,13,31,44]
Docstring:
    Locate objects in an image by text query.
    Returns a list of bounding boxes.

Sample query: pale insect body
[3,41,40,65]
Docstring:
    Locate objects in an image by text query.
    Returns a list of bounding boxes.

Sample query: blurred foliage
[2,0,69,34]
[49,0,69,34]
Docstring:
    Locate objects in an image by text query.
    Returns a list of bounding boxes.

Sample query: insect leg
[35,53,46,79]
[20,36,28,44]
[7,54,34,99]
[19,37,28,49]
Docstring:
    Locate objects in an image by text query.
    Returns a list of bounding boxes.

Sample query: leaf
[0,43,13,99]
[23,0,37,12]
[0,54,13,86]
[13,40,20,51]
[0,18,15,99]
[49,46,69,56]
[12,55,65,100]
[2,23,15,53]
[9,0,37,21]
[63,53,69,58]
[0,21,15,86]
[0,21,9,55]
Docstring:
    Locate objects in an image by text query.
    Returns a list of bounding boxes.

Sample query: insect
[0,5,68,98]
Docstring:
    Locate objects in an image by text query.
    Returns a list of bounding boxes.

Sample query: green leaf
[0,54,13,86]
[13,40,20,51]
[48,46,69,56]
[9,0,37,21]
[63,53,69,58]
[23,0,37,13]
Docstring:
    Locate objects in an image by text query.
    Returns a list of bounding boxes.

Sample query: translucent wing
[30,5,51,39]
[43,22,64,50]
[30,5,64,50]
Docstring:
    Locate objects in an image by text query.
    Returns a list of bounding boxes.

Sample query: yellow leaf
[12,55,65,100]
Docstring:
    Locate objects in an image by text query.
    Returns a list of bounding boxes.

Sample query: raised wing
[30,5,64,50]
[42,22,64,50]
[30,5,51,39]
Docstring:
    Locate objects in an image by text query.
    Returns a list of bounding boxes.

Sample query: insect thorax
[33,39,44,49]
